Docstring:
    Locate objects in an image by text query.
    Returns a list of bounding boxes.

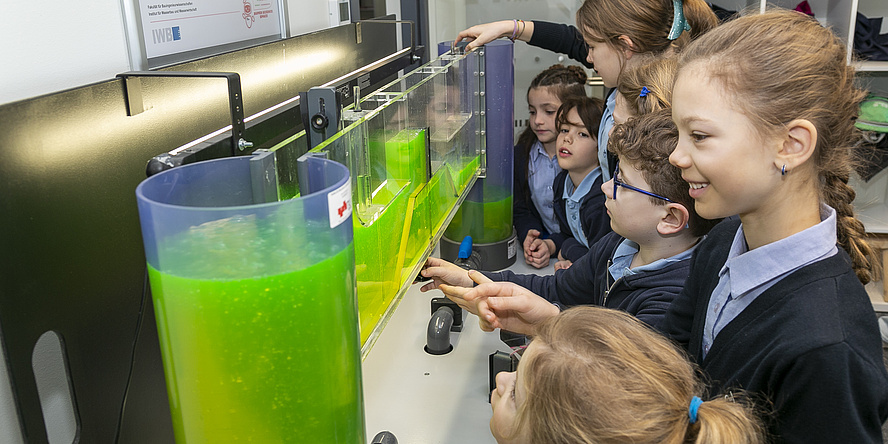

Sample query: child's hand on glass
[419,257,474,292]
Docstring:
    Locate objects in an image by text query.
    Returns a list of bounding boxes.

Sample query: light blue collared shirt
[527,140,562,235]
[701,205,839,359]
[608,238,699,282]
[597,91,616,183]
[562,167,602,248]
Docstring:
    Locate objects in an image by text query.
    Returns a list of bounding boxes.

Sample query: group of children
[420,1,888,443]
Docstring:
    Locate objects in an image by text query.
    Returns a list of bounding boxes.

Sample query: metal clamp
[116,71,249,157]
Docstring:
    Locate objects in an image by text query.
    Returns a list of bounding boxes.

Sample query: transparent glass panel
[266,48,484,352]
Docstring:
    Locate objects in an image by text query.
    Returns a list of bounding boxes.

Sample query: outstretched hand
[437,270,495,317]
[441,281,559,334]
[419,257,474,292]
[454,20,513,51]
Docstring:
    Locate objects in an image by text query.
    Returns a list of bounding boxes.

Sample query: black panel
[0,22,400,444]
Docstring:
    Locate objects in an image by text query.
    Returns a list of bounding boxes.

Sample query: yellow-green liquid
[147,218,363,443]
[445,194,514,244]
[353,128,479,342]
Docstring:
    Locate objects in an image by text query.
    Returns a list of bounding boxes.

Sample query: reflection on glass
[268,48,484,351]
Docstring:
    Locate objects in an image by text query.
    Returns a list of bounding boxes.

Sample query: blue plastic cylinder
[135,155,364,443]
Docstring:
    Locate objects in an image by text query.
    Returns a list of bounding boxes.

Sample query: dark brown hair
[555,95,605,141]
[516,64,590,183]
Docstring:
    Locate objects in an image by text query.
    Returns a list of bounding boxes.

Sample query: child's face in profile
[556,108,599,176]
[602,159,667,240]
[581,30,626,88]
[669,65,776,221]
[527,87,562,146]
[490,345,535,444]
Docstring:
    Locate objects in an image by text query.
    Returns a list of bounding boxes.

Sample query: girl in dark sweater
[514,64,588,268]
[665,9,888,443]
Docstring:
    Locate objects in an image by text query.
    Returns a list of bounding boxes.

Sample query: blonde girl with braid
[490,306,765,444]
[664,9,888,442]
[515,64,590,268]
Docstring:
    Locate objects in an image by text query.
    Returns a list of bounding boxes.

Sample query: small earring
[781,164,787,176]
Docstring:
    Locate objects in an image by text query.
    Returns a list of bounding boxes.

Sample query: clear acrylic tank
[135,155,364,443]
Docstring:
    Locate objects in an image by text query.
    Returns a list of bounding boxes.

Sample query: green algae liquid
[147,218,363,443]
[445,194,513,244]
[354,183,409,342]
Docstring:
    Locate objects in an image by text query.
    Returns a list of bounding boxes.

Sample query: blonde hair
[576,0,718,56]
[676,8,878,284]
[616,54,678,116]
[516,306,766,444]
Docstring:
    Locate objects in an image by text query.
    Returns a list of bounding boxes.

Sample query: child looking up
[490,306,766,444]
[515,64,589,269]
[421,110,718,332]
[550,95,609,262]
[664,9,888,442]
[454,0,718,181]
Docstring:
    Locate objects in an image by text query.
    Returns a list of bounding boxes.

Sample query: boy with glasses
[421,109,719,332]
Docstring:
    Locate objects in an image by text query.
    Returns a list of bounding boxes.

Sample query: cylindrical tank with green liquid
[135,154,363,443]
[440,40,517,270]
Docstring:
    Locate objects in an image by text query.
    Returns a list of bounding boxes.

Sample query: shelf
[865,281,888,313]
[855,61,888,72]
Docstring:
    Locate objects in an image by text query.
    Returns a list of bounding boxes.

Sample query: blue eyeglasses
[613,160,674,203]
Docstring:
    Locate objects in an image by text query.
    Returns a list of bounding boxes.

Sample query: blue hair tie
[668,0,691,40]
[639,87,650,98]
[688,396,703,424]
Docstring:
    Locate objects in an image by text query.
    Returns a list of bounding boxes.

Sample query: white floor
[362,249,553,444]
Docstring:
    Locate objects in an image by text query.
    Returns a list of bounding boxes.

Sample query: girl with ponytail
[490,306,765,444]
[665,8,888,442]
[515,64,590,268]
[454,0,718,183]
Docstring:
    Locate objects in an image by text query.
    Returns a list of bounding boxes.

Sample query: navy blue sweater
[662,219,888,443]
[513,143,551,246]
[483,231,689,331]
[528,21,592,69]
[551,170,611,262]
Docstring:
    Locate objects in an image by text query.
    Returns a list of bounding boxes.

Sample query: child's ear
[658,203,691,236]
[775,119,817,173]
[617,35,637,58]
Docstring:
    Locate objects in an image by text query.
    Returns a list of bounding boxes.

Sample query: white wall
[428,0,466,50]
[0,0,342,106]
[0,0,132,106]
[0,1,389,441]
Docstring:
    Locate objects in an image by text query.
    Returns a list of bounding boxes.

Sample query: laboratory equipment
[135,155,363,443]
[439,40,518,271]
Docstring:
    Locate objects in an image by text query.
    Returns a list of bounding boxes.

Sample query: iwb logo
[152,26,181,44]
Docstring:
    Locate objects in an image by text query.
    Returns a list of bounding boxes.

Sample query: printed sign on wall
[139,0,282,60]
